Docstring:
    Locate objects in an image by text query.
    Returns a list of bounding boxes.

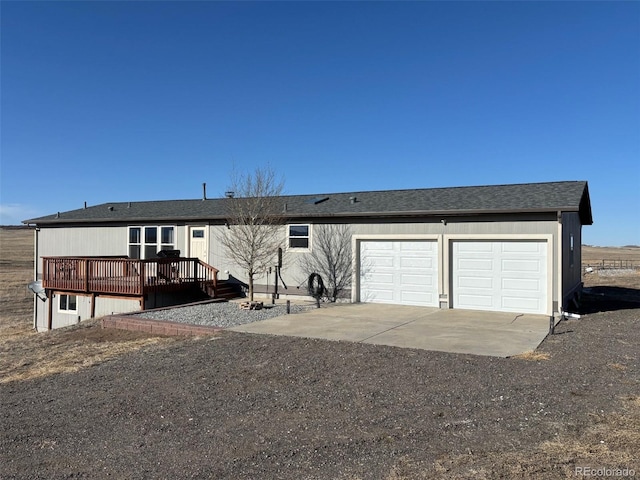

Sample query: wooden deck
[42,256,219,297]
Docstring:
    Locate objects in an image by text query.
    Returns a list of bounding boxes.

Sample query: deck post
[90,293,96,318]
[47,290,53,331]
[84,259,89,293]
[139,261,145,295]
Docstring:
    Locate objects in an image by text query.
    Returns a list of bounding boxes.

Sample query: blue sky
[1,1,638,246]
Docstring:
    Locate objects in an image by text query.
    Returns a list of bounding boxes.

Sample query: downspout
[440,219,447,308]
[351,237,358,303]
[557,211,563,317]
[33,226,39,332]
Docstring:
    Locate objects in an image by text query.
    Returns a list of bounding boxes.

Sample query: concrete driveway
[228,303,552,357]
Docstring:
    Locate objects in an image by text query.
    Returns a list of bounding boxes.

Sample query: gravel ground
[134,300,318,327]
[1,288,639,479]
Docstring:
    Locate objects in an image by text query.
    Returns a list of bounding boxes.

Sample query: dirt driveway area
[2,286,639,479]
[229,303,551,357]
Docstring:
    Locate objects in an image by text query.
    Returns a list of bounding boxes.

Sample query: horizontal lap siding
[38,227,126,258]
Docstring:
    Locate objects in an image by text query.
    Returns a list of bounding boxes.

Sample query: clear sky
[1,1,639,246]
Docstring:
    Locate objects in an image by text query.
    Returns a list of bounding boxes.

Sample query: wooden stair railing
[195,259,219,298]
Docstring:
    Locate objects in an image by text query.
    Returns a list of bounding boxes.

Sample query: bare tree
[219,167,285,301]
[299,224,353,302]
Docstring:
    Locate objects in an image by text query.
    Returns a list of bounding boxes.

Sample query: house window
[129,227,141,259]
[288,224,310,249]
[59,294,77,313]
[128,226,176,259]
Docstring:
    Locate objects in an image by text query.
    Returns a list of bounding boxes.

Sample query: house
[24,180,592,331]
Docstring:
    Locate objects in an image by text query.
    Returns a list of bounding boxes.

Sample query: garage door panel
[459,276,493,289]
[400,273,428,284]
[360,240,438,307]
[400,242,433,252]
[401,257,435,269]
[502,297,541,311]
[502,277,541,291]
[365,242,394,251]
[453,240,547,315]
[500,242,543,254]
[457,242,494,253]
[502,259,543,273]
[366,256,395,268]
[362,289,394,302]
[366,272,394,284]
[458,294,494,308]
[402,291,436,304]
[458,258,493,271]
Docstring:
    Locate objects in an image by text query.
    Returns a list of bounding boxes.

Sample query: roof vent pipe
[202,183,207,201]
[349,196,357,204]
[84,201,87,209]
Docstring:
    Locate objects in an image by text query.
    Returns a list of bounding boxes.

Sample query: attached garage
[451,240,548,314]
[359,240,438,307]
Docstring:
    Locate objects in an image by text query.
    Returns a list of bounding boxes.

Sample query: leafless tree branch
[218,167,285,300]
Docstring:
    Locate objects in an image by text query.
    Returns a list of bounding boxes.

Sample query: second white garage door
[360,240,438,307]
[452,240,548,315]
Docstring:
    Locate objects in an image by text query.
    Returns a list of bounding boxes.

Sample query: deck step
[211,280,245,300]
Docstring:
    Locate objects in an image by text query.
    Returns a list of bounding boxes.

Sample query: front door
[189,227,208,263]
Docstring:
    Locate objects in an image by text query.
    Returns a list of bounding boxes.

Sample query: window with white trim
[128,226,175,259]
[59,294,77,313]
[288,224,311,250]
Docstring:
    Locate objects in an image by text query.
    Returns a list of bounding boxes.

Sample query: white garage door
[360,240,438,307]
[452,240,548,314]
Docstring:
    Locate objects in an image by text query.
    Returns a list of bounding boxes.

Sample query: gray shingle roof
[24,181,592,225]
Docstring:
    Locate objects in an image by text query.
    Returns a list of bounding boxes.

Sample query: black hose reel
[307,273,325,308]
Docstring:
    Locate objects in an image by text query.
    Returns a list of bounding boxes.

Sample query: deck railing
[42,256,219,297]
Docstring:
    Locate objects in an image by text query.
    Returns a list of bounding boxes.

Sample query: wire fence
[583,259,640,272]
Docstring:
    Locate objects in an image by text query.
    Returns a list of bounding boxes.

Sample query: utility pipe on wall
[33,226,39,331]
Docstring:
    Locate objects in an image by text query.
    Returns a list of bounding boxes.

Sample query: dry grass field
[0,227,177,384]
[582,245,640,289]
[0,227,34,336]
[583,245,640,262]
[1,227,639,479]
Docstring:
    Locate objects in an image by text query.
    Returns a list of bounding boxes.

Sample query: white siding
[34,294,141,331]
